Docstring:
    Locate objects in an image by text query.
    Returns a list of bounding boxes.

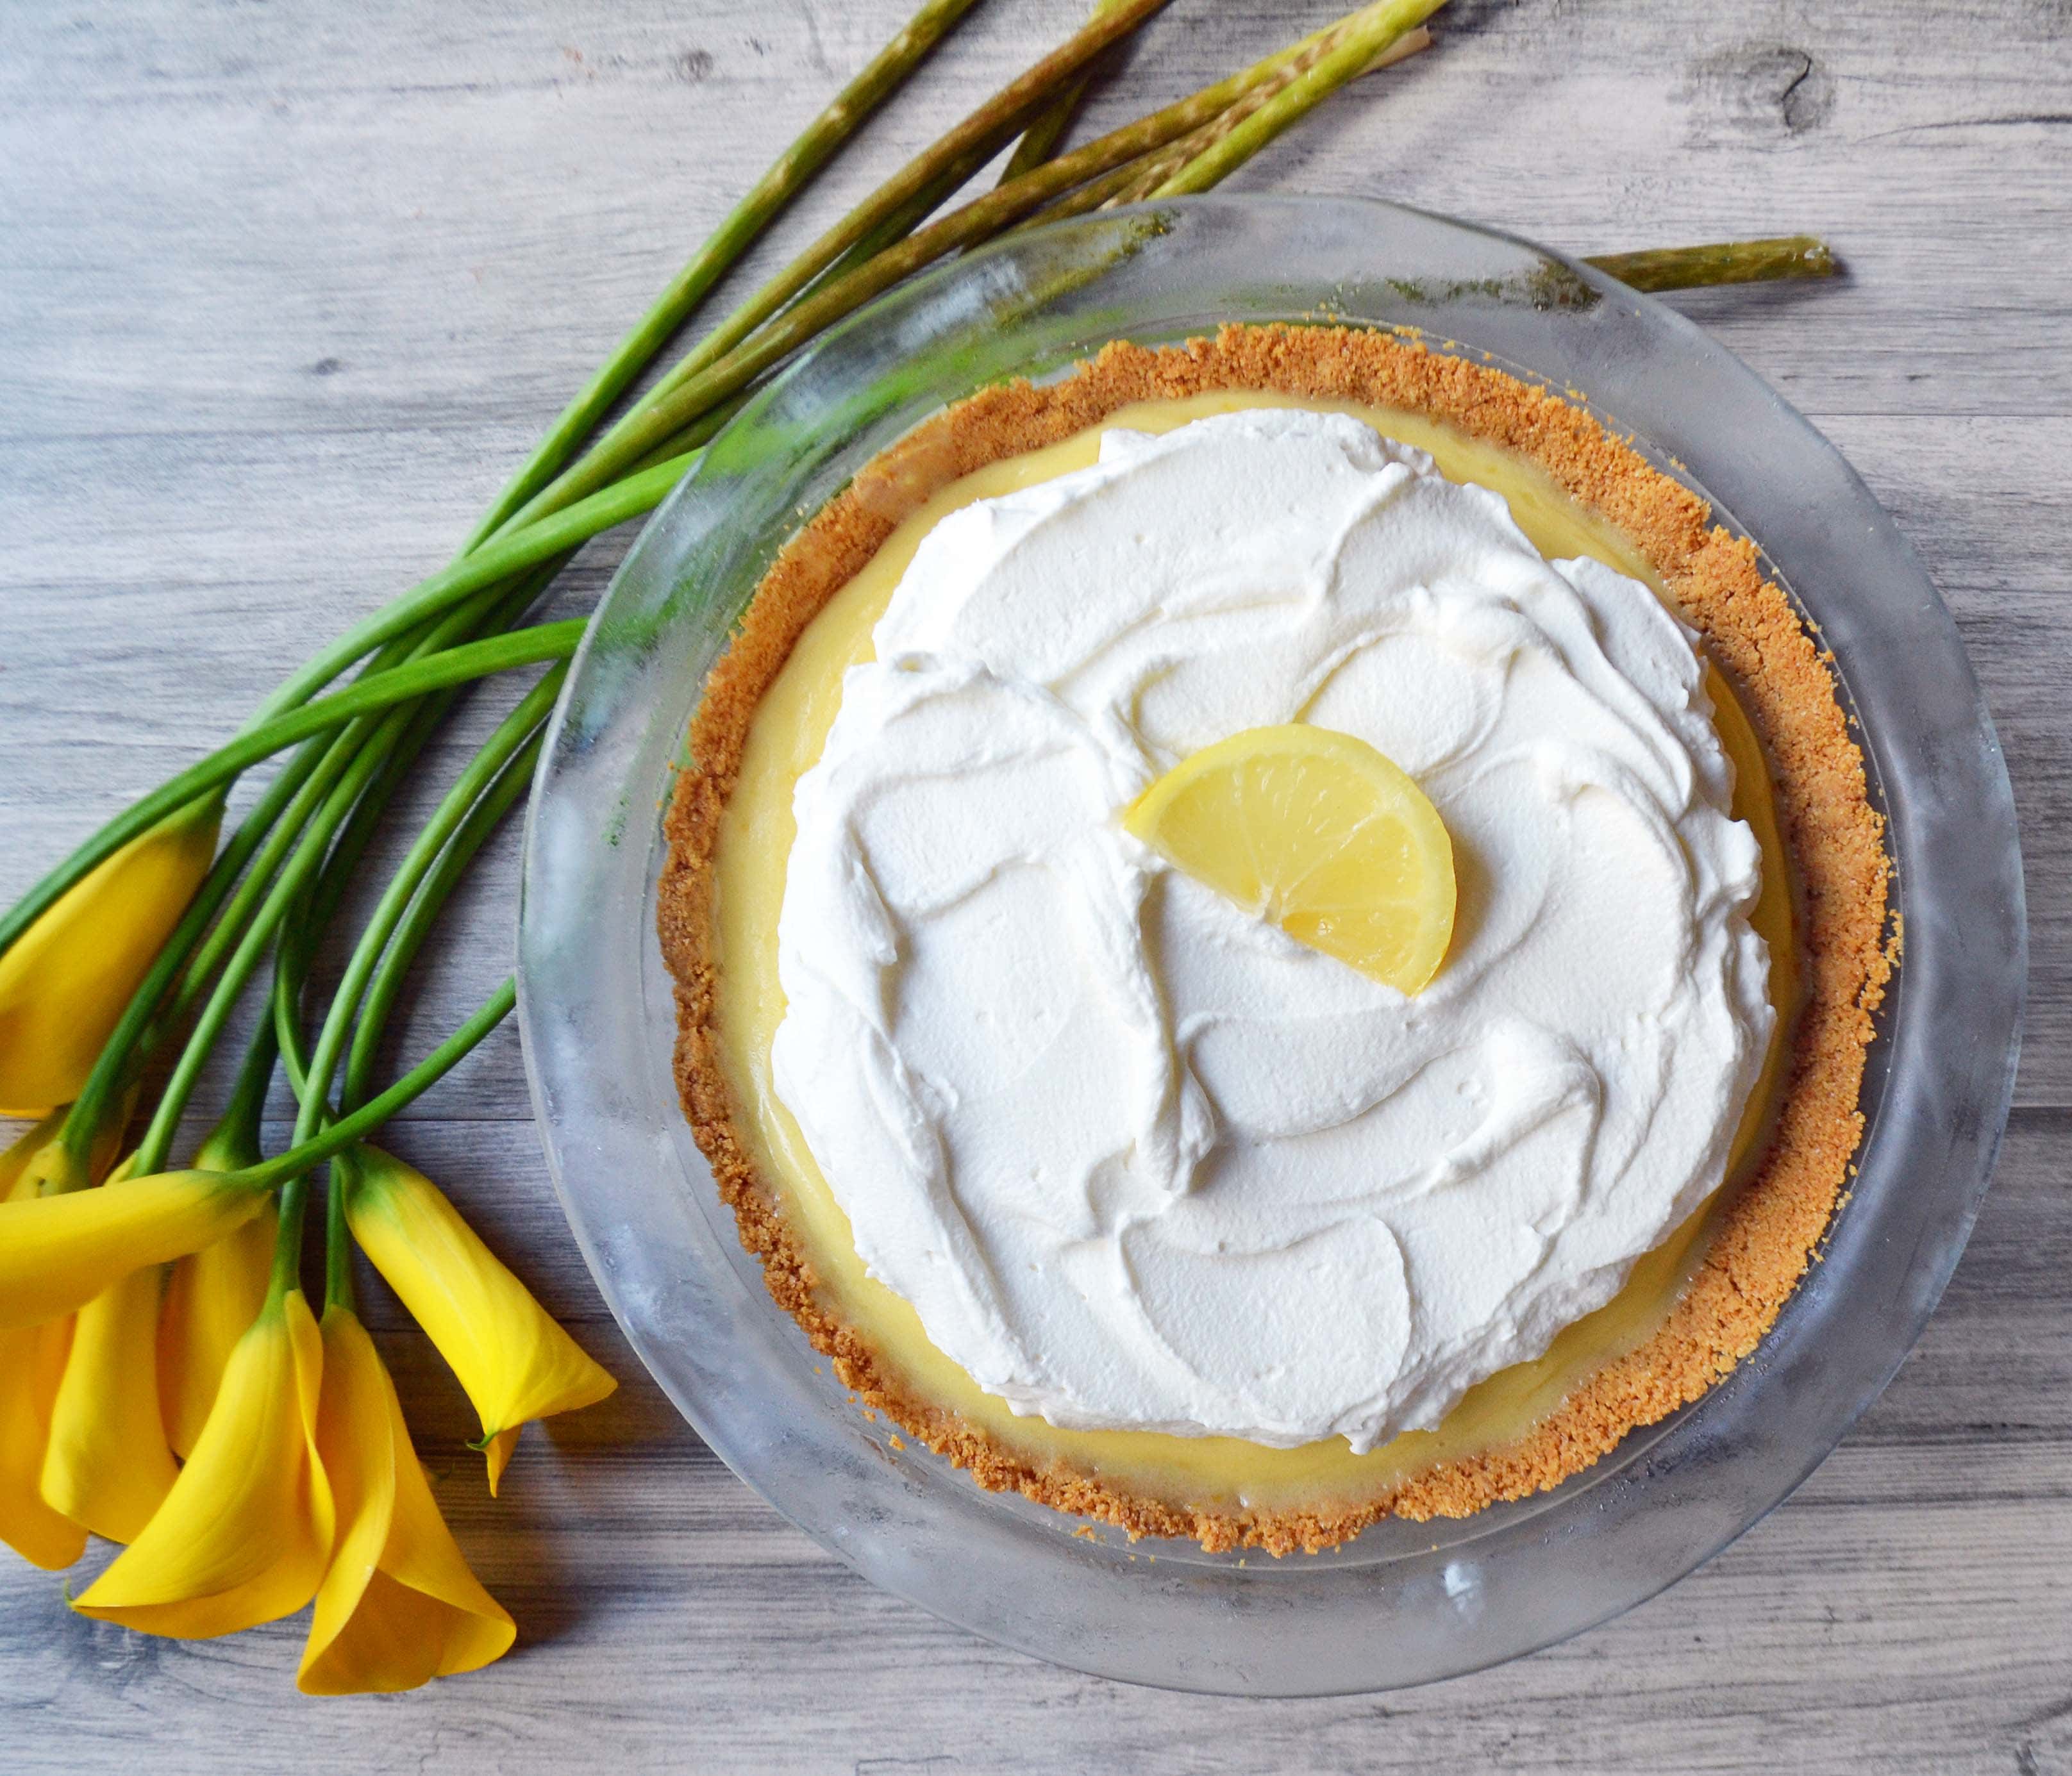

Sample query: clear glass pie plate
[517,195,2024,1695]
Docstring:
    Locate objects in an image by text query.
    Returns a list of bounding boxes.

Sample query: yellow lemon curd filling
[710,392,1800,1513]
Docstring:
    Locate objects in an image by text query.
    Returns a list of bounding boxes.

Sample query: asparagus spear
[998,0,1136,181]
[499,0,1183,538]
[1151,0,1441,196]
[1038,22,1433,223]
[467,0,991,549]
[1584,236,1837,292]
[519,0,1448,526]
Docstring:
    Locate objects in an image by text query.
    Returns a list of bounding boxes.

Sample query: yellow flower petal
[11,1077,145,1207]
[40,1261,178,1544]
[1,1111,63,1196]
[299,1306,514,1694]
[0,1313,86,1570]
[14,1092,135,1199]
[72,1289,334,1638]
[0,1168,267,1331]
[481,1427,523,1495]
[0,795,222,1116]
[341,1145,615,1494]
[0,1116,87,1566]
[158,1201,278,1458]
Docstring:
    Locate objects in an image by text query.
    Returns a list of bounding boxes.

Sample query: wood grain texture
[1,0,2067,1768]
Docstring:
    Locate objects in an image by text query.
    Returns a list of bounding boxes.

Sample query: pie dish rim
[515,194,2022,1694]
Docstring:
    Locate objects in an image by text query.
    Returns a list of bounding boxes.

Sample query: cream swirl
[771,410,1771,1450]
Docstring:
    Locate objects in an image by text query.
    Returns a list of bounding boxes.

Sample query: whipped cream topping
[772,410,1771,1450]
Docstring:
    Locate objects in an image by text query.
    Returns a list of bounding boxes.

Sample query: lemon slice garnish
[1123,724,1457,995]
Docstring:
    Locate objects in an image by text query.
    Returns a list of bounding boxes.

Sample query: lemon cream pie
[660,326,1891,1552]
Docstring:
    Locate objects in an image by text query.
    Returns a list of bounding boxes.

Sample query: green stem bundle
[238,980,517,1194]
[344,731,546,1115]
[0,621,586,961]
[293,668,564,1143]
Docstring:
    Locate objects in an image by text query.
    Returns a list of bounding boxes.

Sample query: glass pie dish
[516,195,2025,1695]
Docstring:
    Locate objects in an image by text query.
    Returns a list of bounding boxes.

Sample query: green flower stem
[132,697,424,1175]
[0,620,587,965]
[90,575,490,1122]
[818,3,1152,294]
[235,978,516,1194]
[344,727,545,1113]
[147,552,552,1173]
[266,1172,310,1304]
[220,463,658,747]
[1016,132,1176,224]
[169,718,387,1028]
[464,0,987,549]
[53,565,535,1174]
[265,652,553,1312]
[147,568,545,1151]
[195,1017,279,1174]
[272,938,316,1108]
[266,697,468,1106]
[162,567,537,1038]
[59,717,375,1178]
[1104,122,1221,206]
[498,0,1180,536]
[1582,236,1837,292]
[246,453,679,728]
[1150,0,1445,197]
[276,560,563,974]
[293,668,564,1145]
[272,731,543,1311]
[267,575,557,1111]
[996,79,1092,182]
[323,1140,358,1314]
[296,702,462,944]
[285,552,560,905]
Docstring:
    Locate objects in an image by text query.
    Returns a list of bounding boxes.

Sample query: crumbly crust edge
[655,325,1893,1556]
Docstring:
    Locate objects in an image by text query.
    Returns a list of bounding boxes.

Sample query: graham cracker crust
[656,325,1892,1556]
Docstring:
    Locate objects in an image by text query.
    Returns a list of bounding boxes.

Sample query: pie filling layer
[710,392,1801,1507]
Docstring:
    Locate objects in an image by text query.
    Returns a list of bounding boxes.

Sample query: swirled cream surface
[770,409,1771,1451]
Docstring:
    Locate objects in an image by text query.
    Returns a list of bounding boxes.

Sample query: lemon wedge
[1123,724,1457,995]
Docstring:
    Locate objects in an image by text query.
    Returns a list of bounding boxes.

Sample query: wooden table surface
[3,1,2068,1769]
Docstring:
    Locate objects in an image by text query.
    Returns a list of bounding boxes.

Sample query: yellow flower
[158,1134,279,1458]
[340,1145,615,1493]
[38,1158,180,1544]
[72,1288,334,1638]
[0,1165,268,1331]
[0,1112,59,1199]
[0,1315,82,1569]
[299,1305,514,1694]
[13,1080,141,1199]
[0,1114,87,1570]
[0,794,223,1116]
